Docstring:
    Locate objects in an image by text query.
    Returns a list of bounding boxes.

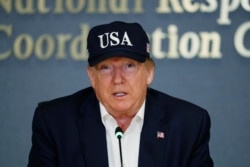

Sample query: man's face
[87,57,154,118]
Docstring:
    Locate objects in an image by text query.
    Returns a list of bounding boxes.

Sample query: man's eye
[98,65,113,73]
[125,63,136,68]
[100,65,110,70]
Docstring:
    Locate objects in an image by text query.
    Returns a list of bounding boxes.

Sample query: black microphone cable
[115,127,124,167]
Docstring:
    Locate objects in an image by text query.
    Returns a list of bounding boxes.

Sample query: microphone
[115,127,124,167]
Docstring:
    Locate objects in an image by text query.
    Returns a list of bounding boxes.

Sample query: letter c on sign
[234,21,250,58]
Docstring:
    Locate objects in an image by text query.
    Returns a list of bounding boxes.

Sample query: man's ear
[147,67,154,85]
[87,67,95,89]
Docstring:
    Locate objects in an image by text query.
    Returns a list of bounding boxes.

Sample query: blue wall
[1,1,250,166]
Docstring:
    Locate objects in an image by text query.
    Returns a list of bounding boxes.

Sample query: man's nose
[112,68,123,84]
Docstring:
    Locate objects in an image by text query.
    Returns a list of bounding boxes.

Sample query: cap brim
[88,49,148,66]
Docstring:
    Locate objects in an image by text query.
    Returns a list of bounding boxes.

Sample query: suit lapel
[138,93,170,167]
[76,93,109,167]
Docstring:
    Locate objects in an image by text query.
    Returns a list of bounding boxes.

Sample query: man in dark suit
[28,21,213,167]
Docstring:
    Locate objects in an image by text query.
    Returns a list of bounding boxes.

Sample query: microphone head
[115,127,123,139]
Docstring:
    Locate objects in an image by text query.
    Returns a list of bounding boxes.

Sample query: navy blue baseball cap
[87,21,150,66]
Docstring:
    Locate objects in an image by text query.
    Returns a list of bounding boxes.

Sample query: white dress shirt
[100,101,145,167]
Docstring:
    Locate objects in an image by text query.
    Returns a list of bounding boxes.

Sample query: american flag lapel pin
[157,131,165,139]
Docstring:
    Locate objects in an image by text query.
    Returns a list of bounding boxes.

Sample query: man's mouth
[113,92,127,97]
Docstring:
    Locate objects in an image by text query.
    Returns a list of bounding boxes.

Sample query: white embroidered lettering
[110,32,120,46]
[98,33,109,48]
[98,31,133,49]
[121,31,133,46]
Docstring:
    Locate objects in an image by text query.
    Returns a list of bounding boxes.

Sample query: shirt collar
[100,101,145,128]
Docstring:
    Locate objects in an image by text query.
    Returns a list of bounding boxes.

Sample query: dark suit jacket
[28,87,213,167]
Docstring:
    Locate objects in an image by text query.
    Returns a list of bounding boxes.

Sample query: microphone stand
[115,127,124,167]
[118,135,123,167]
